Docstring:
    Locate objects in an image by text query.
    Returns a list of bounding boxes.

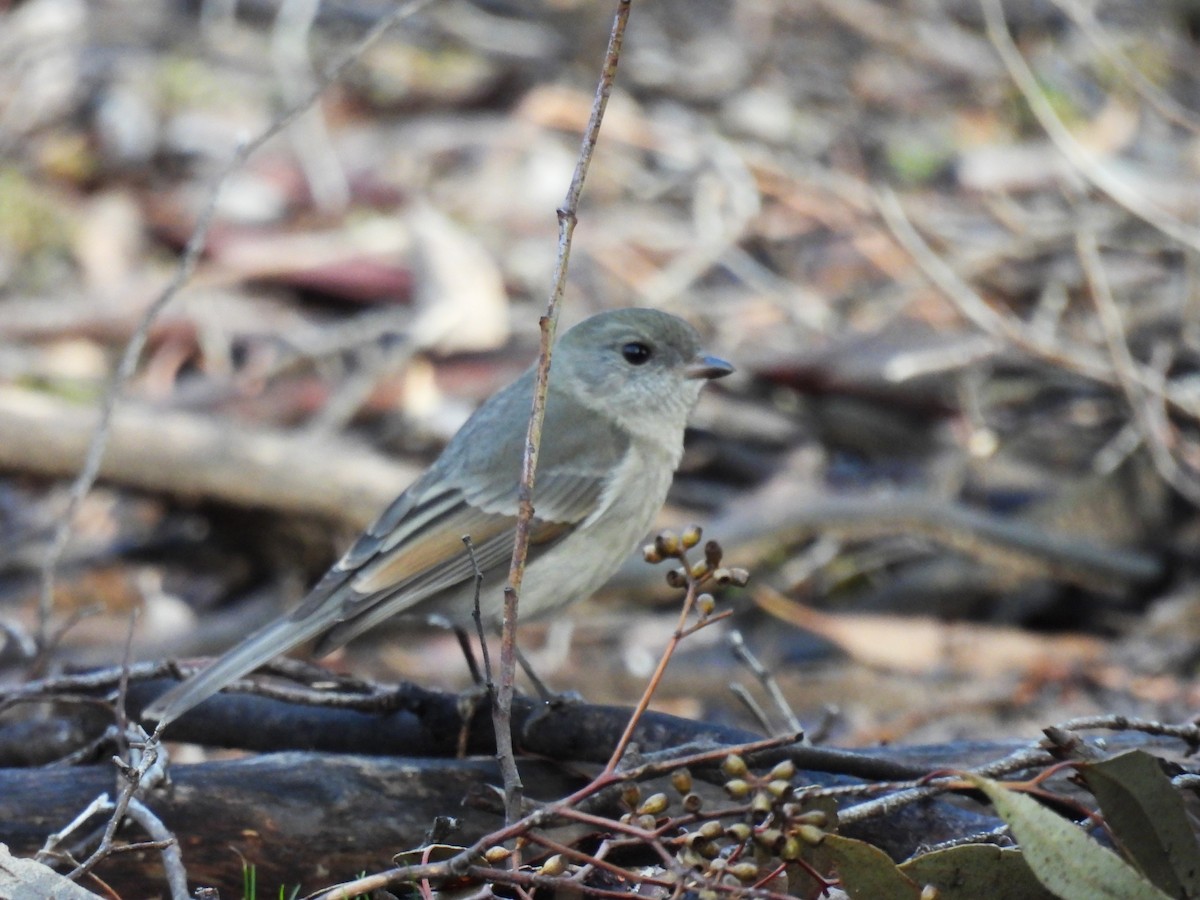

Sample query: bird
[143,307,733,726]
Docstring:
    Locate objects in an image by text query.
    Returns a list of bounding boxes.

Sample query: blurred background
[0,0,1198,746]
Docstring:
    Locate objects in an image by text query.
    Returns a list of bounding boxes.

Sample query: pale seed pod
[666,567,687,588]
[727,567,751,586]
[729,862,760,883]
[727,822,752,842]
[671,768,693,794]
[697,821,724,841]
[766,779,792,799]
[756,827,782,850]
[540,854,567,876]
[690,561,710,579]
[723,778,751,799]
[483,846,511,864]
[920,886,941,900]
[681,525,703,548]
[795,810,828,827]
[779,836,803,861]
[721,754,748,778]
[642,544,663,564]
[751,791,773,814]
[796,823,826,845]
[637,814,658,831]
[637,793,669,816]
[769,760,795,781]
[655,531,680,557]
[621,784,642,809]
[683,792,703,812]
[697,593,716,616]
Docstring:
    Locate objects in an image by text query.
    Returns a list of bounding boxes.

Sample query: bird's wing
[308,478,588,654]
[144,378,630,727]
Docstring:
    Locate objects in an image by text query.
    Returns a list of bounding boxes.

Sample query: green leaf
[1080,749,1200,898]
[823,834,919,900]
[901,844,1056,899]
[966,773,1174,900]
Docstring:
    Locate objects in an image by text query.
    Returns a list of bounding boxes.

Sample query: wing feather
[314,514,571,654]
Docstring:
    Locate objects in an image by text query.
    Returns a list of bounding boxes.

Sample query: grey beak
[685,354,735,380]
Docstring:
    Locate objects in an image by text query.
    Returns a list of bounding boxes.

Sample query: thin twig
[463,535,491,684]
[307,733,799,900]
[1076,224,1200,506]
[118,798,189,900]
[873,184,1200,422]
[727,630,805,739]
[492,0,633,826]
[1052,0,1200,134]
[37,794,112,864]
[1052,714,1200,746]
[980,0,1200,253]
[110,606,141,764]
[728,681,774,735]
[44,726,175,894]
[831,712,1200,829]
[603,554,706,774]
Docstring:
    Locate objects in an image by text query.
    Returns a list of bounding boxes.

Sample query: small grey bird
[144,307,733,726]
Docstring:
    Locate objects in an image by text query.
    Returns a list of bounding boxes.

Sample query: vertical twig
[727,629,806,739]
[1076,226,1200,506]
[602,556,712,775]
[492,0,633,825]
[464,535,491,684]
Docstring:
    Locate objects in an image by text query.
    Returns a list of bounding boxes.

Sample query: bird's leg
[516,644,583,705]
[453,625,485,686]
[449,625,492,759]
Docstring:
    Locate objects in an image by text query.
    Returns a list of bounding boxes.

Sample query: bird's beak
[685,354,735,380]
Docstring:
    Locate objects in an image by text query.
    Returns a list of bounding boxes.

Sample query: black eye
[621,341,653,365]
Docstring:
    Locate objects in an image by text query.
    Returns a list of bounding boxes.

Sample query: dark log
[0,748,1007,899]
[0,751,581,897]
[0,676,1012,897]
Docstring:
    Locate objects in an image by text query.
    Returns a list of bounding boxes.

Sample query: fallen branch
[0,385,416,528]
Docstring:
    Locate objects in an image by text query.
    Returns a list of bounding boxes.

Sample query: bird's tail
[142,610,337,728]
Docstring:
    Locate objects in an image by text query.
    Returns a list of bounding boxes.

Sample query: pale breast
[423,439,676,626]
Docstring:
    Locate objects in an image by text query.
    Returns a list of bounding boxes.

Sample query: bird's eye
[621,341,653,365]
